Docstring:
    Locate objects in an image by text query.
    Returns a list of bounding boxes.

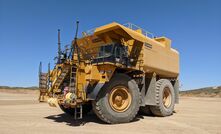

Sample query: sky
[0,0,221,90]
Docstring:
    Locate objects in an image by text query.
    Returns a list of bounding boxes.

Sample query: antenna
[69,21,80,60]
[74,21,79,41]
[47,63,50,89]
[39,62,42,77]
[57,29,61,64]
[39,62,42,88]
[75,21,80,63]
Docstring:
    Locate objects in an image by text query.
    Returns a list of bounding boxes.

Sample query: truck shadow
[45,112,143,126]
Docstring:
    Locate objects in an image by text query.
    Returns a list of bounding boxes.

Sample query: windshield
[98,45,113,58]
[79,44,114,60]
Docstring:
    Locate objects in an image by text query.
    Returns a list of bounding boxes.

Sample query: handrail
[123,22,154,38]
[82,22,154,38]
[82,28,96,37]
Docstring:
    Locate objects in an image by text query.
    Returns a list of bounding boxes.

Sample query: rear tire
[150,79,175,116]
[92,74,141,124]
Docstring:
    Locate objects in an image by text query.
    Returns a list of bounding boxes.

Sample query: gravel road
[0,91,220,134]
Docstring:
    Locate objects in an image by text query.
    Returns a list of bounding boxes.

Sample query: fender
[87,82,105,100]
[87,76,139,100]
[141,73,157,106]
[174,79,179,104]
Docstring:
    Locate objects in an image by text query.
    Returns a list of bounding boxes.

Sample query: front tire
[92,74,141,124]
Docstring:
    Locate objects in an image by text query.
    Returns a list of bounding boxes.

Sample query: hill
[0,86,39,94]
[180,86,221,97]
[0,86,38,90]
[1,85,221,97]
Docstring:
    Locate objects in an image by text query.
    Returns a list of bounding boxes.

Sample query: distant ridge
[0,86,38,90]
[180,86,221,97]
[1,85,221,97]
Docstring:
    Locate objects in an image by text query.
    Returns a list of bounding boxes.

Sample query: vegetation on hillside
[0,86,38,90]
[180,86,221,97]
[1,85,221,97]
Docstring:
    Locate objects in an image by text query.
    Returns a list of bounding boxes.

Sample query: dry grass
[180,86,221,97]
[0,86,39,94]
[1,85,221,97]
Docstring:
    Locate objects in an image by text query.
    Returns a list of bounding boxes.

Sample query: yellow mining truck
[39,22,179,124]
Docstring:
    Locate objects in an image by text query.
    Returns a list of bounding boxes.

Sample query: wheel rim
[163,87,172,108]
[109,86,132,112]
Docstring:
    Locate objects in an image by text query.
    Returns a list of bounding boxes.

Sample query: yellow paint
[94,22,179,77]
[47,22,179,105]
[47,98,58,107]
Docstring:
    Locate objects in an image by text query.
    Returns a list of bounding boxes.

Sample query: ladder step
[72,69,77,72]
[57,78,62,80]
[40,73,47,76]
[40,78,47,81]
[74,105,82,119]
[61,73,67,76]
[69,65,77,97]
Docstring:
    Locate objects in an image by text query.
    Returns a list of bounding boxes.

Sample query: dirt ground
[0,90,221,134]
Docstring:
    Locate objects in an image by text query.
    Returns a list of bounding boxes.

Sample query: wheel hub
[109,86,132,112]
[163,87,172,108]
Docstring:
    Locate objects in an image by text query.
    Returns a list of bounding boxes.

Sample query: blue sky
[0,0,221,90]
